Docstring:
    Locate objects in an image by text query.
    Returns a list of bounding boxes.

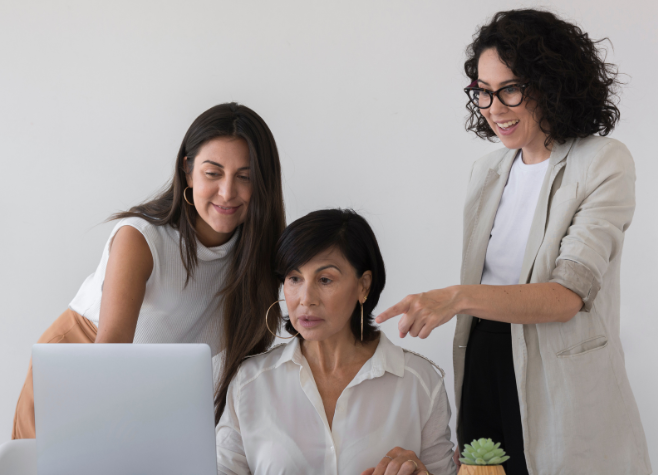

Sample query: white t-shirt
[215,332,456,475]
[480,151,550,286]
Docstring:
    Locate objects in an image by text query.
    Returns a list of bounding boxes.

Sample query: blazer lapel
[454,148,516,425]
[462,149,517,286]
[518,139,576,284]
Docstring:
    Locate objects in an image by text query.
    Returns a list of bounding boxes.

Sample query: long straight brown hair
[112,103,285,423]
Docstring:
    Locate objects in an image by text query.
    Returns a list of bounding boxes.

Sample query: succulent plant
[459,438,510,465]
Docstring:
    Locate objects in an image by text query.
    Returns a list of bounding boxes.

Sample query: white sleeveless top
[69,217,238,357]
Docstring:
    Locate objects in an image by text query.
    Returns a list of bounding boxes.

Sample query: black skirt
[460,319,529,475]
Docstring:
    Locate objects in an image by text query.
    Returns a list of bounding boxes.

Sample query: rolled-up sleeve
[549,141,636,312]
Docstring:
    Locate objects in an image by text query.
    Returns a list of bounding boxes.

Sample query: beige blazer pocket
[552,182,578,206]
[557,335,608,358]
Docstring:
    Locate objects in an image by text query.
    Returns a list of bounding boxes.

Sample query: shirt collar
[274,332,405,380]
[361,332,405,379]
[548,137,576,168]
[275,336,303,368]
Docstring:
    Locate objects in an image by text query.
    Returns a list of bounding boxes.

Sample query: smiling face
[283,247,372,343]
[185,137,252,247]
[478,48,551,162]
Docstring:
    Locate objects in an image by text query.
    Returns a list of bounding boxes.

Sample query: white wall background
[1,0,656,464]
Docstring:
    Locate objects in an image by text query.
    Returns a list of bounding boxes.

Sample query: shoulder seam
[404,365,430,398]
[428,380,443,416]
[243,343,286,360]
[402,349,445,377]
[236,344,287,391]
[239,363,278,391]
[583,141,616,197]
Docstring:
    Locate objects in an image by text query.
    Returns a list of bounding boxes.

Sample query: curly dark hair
[464,9,622,147]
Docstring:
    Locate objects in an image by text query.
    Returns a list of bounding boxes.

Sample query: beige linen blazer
[453,136,651,475]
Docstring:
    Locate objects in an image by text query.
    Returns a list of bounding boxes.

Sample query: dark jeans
[460,319,530,475]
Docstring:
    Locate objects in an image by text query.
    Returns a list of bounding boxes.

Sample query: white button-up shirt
[216,333,456,475]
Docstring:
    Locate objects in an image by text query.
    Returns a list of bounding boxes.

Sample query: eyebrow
[477,79,520,87]
[202,160,250,171]
[316,264,342,274]
[288,264,343,275]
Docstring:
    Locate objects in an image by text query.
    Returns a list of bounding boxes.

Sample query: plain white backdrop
[1,0,656,465]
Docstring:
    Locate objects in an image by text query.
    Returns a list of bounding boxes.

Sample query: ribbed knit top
[69,217,238,357]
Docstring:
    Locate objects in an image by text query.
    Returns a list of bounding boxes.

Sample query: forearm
[454,282,583,324]
[95,316,138,343]
[94,269,145,343]
[378,281,584,338]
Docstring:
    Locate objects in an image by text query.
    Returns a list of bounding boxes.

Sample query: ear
[359,271,373,303]
[183,156,194,188]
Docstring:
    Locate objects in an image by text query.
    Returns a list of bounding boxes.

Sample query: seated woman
[215,209,456,475]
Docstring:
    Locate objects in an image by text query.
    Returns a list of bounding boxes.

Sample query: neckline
[516,150,550,170]
[196,227,240,262]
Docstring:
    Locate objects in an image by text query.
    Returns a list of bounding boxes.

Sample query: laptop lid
[32,344,217,475]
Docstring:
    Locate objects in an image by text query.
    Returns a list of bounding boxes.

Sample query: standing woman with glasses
[12,103,286,439]
[377,9,651,475]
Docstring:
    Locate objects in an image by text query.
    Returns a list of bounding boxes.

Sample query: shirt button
[330,446,335,451]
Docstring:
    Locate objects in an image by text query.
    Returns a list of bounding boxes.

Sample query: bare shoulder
[111,224,149,247]
[108,225,153,279]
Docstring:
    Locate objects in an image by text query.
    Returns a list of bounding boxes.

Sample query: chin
[296,327,333,342]
[296,330,322,341]
[498,136,524,150]
[209,221,241,236]
[204,212,245,233]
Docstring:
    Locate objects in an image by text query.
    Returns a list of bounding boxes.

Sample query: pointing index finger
[375,298,411,324]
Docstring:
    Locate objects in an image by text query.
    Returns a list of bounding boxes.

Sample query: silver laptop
[32,344,218,475]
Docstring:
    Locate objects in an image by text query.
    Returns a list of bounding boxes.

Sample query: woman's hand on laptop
[360,447,429,475]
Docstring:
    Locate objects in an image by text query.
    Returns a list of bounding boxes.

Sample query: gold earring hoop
[360,296,368,342]
[265,299,299,340]
[183,187,193,206]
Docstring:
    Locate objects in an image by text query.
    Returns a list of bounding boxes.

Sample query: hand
[375,287,461,339]
[360,447,430,475]
[453,446,461,470]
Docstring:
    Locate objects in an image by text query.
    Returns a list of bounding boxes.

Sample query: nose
[489,94,508,116]
[218,176,238,202]
[299,282,319,308]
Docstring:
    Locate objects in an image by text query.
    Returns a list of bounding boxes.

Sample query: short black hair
[464,9,622,147]
[274,209,386,342]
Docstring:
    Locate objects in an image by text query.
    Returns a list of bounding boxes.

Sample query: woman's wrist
[448,285,472,317]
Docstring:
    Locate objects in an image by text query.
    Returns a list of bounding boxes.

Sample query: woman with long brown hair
[12,102,285,438]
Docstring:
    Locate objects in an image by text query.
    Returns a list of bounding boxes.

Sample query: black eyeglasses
[464,83,529,109]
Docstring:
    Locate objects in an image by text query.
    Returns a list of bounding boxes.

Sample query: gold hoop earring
[265,299,299,340]
[183,187,193,206]
[360,296,368,342]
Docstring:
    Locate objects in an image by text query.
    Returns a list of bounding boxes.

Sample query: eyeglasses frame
[463,83,529,109]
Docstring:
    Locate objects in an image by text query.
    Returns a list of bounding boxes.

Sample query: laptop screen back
[32,344,217,475]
